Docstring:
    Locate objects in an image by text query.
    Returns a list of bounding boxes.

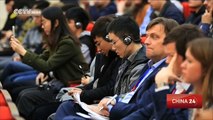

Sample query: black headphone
[123,36,132,45]
[75,22,82,29]
[104,34,112,42]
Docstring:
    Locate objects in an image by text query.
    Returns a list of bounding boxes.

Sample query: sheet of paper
[76,112,91,119]
[73,93,109,120]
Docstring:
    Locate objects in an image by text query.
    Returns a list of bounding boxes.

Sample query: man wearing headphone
[95,17,178,120]
[53,15,149,120]
[65,6,96,65]
[106,16,149,95]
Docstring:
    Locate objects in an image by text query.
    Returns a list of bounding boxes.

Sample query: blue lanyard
[131,67,152,91]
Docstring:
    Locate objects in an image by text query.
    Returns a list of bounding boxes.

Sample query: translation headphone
[75,22,82,29]
[104,34,112,42]
[123,36,132,45]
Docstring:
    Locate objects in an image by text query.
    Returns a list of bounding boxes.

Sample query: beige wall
[0,0,8,30]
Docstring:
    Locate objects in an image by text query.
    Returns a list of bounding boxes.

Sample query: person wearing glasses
[54,16,149,120]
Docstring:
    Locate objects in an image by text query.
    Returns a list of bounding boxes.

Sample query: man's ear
[54,19,59,28]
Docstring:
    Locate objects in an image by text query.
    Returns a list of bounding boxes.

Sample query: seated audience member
[0,0,34,65]
[10,6,87,120]
[171,0,183,13]
[0,0,49,95]
[96,17,178,120]
[116,0,153,36]
[148,0,185,24]
[123,24,205,120]
[0,0,16,49]
[185,0,205,25]
[34,15,122,120]
[54,16,149,120]
[181,38,213,120]
[65,15,122,104]
[200,0,213,37]
[65,6,96,65]
[56,17,178,120]
[0,0,16,46]
[1,0,16,31]
[89,0,117,21]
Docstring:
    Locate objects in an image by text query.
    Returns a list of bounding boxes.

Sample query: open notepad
[73,93,109,120]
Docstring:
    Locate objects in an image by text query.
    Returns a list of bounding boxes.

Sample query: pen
[99,94,118,111]
[12,25,15,37]
[79,65,90,78]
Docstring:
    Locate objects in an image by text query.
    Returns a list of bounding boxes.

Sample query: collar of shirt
[133,58,166,91]
[127,47,142,63]
[148,58,166,69]
[175,81,191,94]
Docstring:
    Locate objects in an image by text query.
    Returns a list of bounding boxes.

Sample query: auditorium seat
[0,102,24,120]
[0,89,12,106]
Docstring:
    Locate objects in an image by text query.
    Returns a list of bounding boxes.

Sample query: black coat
[80,51,122,104]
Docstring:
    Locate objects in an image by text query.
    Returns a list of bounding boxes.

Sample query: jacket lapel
[131,61,167,100]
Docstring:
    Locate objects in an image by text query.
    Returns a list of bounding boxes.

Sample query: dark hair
[107,16,141,43]
[61,4,79,12]
[91,15,115,41]
[187,37,213,108]
[5,0,13,4]
[65,7,90,30]
[42,6,79,50]
[33,1,50,10]
[146,17,179,36]
[164,24,204,59]
[14,0,32,9]
[5,0,15,11]
[60,0,79,5]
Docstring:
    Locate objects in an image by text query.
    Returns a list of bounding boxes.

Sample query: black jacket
[80,51,122,104]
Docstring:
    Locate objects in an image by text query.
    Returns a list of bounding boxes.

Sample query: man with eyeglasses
[86,17,178,120]
[54,16,149,120]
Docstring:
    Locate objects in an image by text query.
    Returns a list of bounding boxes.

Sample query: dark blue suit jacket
[160,1,185,24]
[151,1,185,24]
[122,83,192,120]
[109,60,167,120]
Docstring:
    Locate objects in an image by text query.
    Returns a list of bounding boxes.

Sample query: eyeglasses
[105,34,119,45]
[110,40,119,45]
[95,41,101,46]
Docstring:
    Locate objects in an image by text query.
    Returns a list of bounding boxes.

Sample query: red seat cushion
[141,36,147,44]
[86,22,94,32]
[69,84,80,87]
[182,2,191,20]
[0,106,14,120]
[0,92,7,106]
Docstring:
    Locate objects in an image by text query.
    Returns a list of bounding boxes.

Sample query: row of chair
[0,82,24,120]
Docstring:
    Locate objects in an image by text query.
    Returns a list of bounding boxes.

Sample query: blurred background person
[89,0,117,21]
[185,0,205,25]
[148,0,185,24]
[200,0,213,37]
[65,6,96,65]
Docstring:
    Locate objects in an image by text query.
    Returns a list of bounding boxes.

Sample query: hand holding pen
[99,94,118,111]
[79,65,90,78]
